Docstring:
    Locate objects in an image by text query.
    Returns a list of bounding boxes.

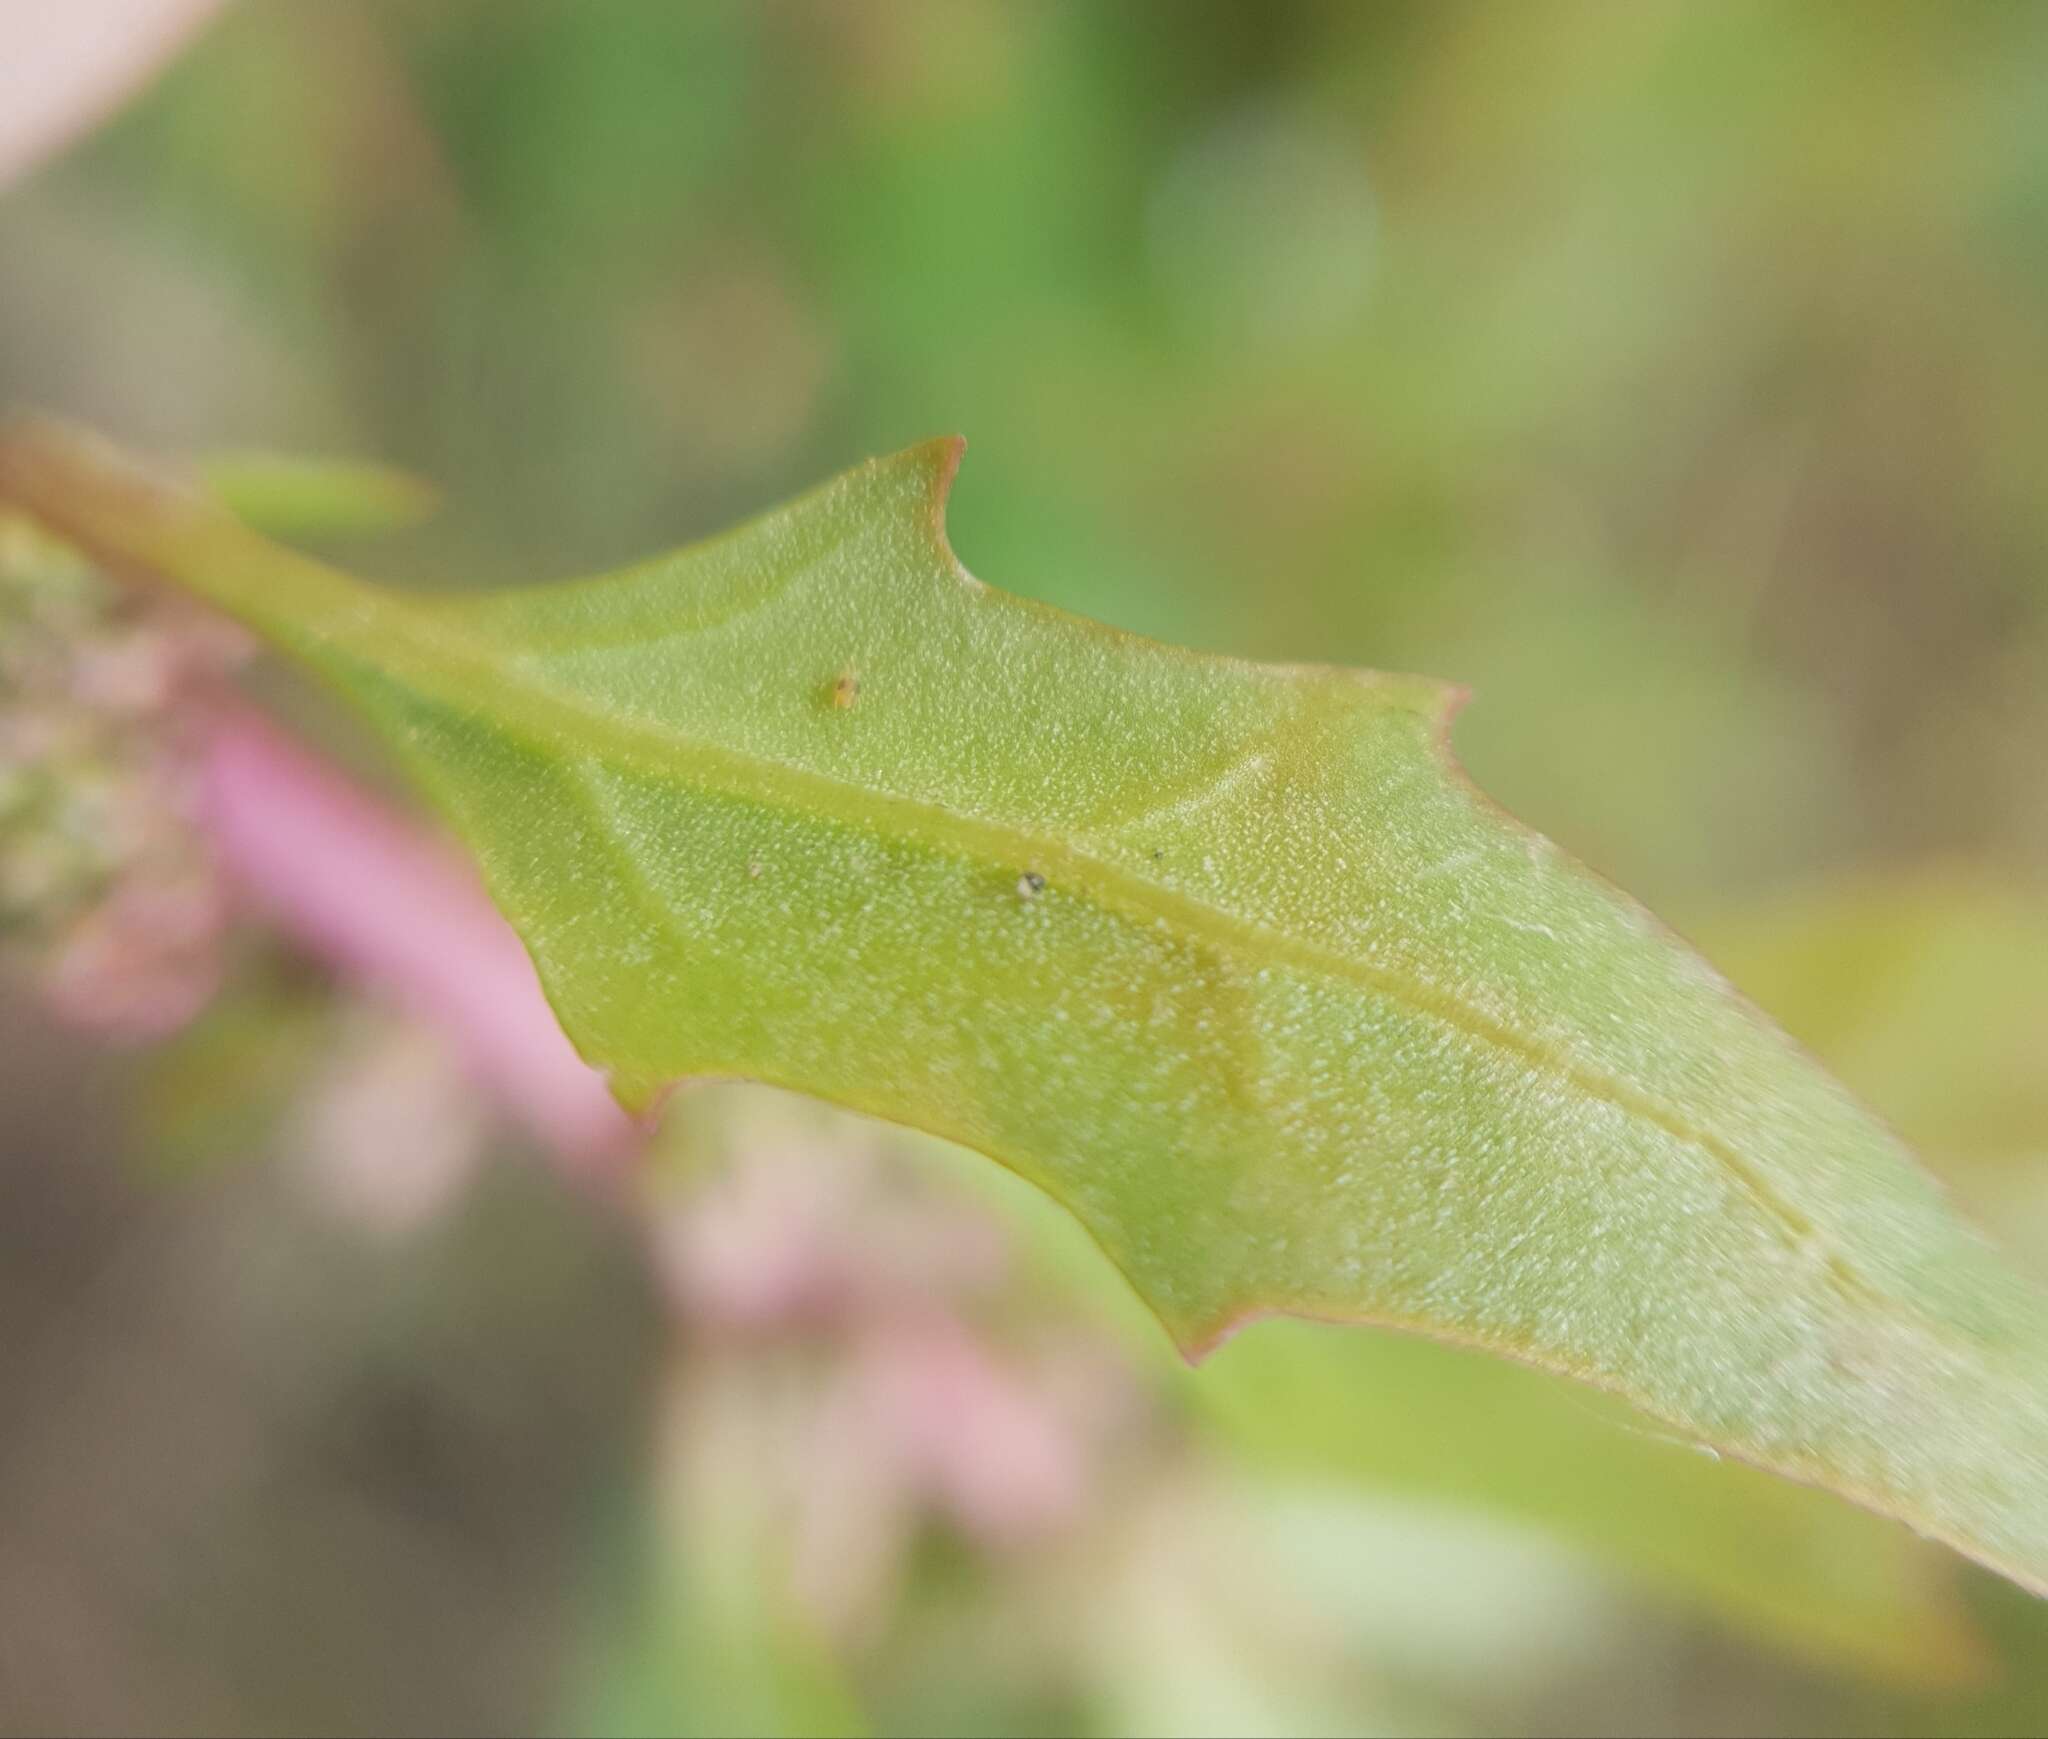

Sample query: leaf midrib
[0,427,1912,1329]
[349,581,1911,1314]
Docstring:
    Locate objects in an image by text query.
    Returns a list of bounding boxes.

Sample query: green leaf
[6,418,2048,1597]
[198,451,440,540]
[1699,872,2048,1177]
[1192,1319,1987,1681]
[898,1096,1989,1681]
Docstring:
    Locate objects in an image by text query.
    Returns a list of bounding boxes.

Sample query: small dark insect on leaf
[829,666,860,709]
[1016,871,1046,900]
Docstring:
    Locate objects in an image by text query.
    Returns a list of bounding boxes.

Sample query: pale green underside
[4,422,2045,1597]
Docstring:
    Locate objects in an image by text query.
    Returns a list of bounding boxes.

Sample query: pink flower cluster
[0,514,248,1037]
[651,1119,1148,1640]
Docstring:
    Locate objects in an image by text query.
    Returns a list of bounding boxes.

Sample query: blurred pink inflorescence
[650,1121,1148,1641]
[196,703,639,1171]
[0,513,248,1037]
[1,503,636,1171]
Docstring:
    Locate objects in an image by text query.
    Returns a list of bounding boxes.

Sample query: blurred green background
[3,3,2047,1734]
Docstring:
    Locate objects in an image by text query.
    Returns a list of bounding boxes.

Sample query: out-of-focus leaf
[1192,1319,1982,1682]
[129,958,326,1176]
[912,1118,1985,1683]
[200,452,439,540]
[7,420,2048,1598]
[1699,872,2048,1175]
[565,1499,865,1739]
